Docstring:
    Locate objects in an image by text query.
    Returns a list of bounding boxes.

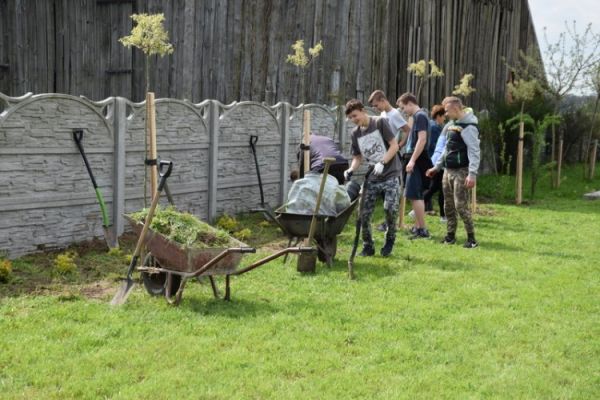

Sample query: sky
[527,0,599,94]
[528,0,598,47]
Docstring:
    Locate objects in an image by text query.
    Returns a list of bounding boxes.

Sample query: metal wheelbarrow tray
[274,198,358,266]
[125,215,312,305]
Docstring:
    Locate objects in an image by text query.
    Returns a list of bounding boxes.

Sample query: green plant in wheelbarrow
[128,206,236,249]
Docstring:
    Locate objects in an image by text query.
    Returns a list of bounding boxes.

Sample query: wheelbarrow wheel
[141,254,182,296]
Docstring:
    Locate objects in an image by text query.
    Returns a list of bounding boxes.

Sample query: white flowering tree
[120,13,174,205]
[407,59,444,102]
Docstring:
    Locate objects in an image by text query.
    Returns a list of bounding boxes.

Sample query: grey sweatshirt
[433,112,481,177]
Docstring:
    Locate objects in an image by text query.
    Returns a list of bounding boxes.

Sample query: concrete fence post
[112,97,127,240]
[207,100,220,222]
[278,102,292,204]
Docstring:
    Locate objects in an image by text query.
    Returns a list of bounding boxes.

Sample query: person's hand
[344,168,354,182]
[373,162,384,175]
[406,160,415,174]
[465,175,476,189]
[425,168,437,178]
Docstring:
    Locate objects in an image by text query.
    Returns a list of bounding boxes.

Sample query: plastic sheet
[284,172,351,216]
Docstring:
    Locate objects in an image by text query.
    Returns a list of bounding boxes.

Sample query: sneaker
[406,226,418,235]
[409,228,431,240]
[376,222,387,232]
[439,216,447,223]
[441,235,456,245]
[359,245,375,256]
[408,210,416,219]
[463,238,479,248]
[425,210,437,216]
[380,239,394,257]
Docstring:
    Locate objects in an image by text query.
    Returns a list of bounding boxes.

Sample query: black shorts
[404,163,426,200]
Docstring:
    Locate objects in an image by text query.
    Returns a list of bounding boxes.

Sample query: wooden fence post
[556,136,563,188]
[516,122,524,204]
[590,139,598,179]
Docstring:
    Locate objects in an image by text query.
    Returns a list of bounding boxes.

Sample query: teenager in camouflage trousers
[426,96,480,248]
[344,99,402,257]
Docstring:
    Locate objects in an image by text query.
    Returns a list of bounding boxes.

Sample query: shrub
[0,259,13,283]
[233,228,252,241]
[54,251,78,275]
[215,213,239,232]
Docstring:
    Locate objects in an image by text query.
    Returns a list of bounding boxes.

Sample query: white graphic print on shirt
[357,129,386,165]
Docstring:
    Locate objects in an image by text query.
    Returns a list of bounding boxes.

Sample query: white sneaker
[408,210,415,219]
[440,217,447,223]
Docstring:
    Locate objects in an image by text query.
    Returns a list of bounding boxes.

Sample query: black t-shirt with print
[350,116,401,181]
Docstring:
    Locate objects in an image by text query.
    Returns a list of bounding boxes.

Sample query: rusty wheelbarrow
[124,215,312,305]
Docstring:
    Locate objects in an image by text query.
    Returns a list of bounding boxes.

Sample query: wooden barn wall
[0,0,539,109]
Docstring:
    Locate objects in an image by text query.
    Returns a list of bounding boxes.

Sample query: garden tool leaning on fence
[110,159,173,306]
[72,129,118,249]
[347,166,373,280]
[248,135,279,224]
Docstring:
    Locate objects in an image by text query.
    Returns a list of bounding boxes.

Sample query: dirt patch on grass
[79,280,115,300]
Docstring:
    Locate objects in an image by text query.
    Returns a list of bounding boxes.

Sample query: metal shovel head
[102,226,119,249]
[297,252,317,273]
[110,278,135,306]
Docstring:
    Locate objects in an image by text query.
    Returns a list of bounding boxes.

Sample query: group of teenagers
[303,90,481,257]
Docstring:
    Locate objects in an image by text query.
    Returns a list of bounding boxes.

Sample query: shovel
[347,166,373,280]
[73,129,117,248]
[297,157,335,273]
[110,159,173,306]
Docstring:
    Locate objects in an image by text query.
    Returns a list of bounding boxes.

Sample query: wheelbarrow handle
[230,247,257,254]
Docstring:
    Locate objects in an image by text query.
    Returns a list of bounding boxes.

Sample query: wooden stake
[146,92,158,195]
[556,136,563,188]
[302,109,311,176]
[551,124,556,188]
[398,193,406,228]
[516,122,524,205]
[590,139,598,179]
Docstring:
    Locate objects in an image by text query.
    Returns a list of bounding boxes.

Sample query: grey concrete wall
[0,92,349,259]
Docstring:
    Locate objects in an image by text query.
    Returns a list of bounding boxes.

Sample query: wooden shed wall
[0,0,540,109]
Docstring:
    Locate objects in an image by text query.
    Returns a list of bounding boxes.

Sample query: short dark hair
[397,92,418,106]
[345,99,364,115]
[431,104,445,119]
[368,90,387,105]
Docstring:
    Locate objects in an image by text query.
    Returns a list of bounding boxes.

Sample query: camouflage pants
[442,168,474,235]
[361,177,400,247]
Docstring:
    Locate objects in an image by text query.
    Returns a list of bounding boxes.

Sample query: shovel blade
[110,279,135,306]
[103,226,119,249]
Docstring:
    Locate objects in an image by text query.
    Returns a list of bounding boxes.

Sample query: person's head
[396,92,419,116]
[290,169,299,182]
[430,104,445,124]
[345,99,369,127]
[368,90,390,112]
[442,96,465,120]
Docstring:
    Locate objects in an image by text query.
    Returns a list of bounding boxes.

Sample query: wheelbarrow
[273,198,358,267]
[124,215,313,305]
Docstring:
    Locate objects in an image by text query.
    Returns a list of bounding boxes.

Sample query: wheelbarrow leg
[283,237,298,263]
[165,274,187,306]
[208,276,220,298]
[224,275,231,301]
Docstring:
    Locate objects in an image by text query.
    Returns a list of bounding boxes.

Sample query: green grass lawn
[1,166,599,399]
